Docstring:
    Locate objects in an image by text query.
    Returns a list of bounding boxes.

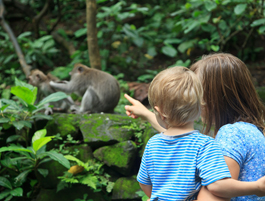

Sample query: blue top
[137,130,231,201]
[216,122,265,201]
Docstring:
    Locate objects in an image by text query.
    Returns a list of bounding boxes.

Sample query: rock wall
[35,113,204,201]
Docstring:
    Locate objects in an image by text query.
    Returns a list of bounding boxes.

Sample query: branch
[49,0,61,33]
[0,0,31,77]
[32,0,51,38]
[242,27,254,48]
[51,31,76,56]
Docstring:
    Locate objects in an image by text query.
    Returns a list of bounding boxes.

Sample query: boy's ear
[154,106,166,120]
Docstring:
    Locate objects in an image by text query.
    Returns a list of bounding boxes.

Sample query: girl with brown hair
[125,53,265,200]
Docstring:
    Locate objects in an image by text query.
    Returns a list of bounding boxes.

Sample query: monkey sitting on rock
[49,63,120,114]
[28,69,74,115]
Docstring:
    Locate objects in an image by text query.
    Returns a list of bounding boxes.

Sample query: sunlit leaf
[10,86,36,105]
[0,145,32,153]
[33,136,54,152]
[32,129,47,144]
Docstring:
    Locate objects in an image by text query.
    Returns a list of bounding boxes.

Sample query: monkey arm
[50,81,73,94]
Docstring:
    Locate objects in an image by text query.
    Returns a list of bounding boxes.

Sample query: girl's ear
[154,106,166,120]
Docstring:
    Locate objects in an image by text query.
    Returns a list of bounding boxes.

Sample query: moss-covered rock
[45,113,84,149]
[112,176,141,200]
[139,126,157,157]
[36,160,67,189]
[45,113,84,138]
[93,140,137,176]
[34,185,106,201]
[80,114,139,148]
[66,144,93,162]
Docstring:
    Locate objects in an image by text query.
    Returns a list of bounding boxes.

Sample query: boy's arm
[124,94,165,132]
[197,186,230,201]
[207,176,265,198]
[139,183,152,198]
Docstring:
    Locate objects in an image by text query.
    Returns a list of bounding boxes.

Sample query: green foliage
[0,129,70,200]
[136,190,149,201]
[0,78,68,145]
[122,122,149,148]
[57,155,114,194]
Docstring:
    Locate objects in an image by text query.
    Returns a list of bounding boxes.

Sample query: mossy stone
[139,125,157,157]
[112,176,141,200]
[45,113,83,138]
[66,144,93,162]
[34,185,106,201]
[80,114,139,148]
[93,140,137,176]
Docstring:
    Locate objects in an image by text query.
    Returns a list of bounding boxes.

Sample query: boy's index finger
[124,94,136,104]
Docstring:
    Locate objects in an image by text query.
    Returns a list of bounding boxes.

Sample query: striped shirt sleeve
[197,139,231,186]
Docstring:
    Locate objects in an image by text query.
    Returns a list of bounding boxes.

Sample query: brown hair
[190,53,265,136]
[148,66,203,127]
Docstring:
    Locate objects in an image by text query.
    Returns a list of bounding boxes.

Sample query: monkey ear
[36,74,41,81]
[78,67,84,73]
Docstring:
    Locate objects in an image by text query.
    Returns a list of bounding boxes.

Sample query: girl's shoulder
[217,122,263,140]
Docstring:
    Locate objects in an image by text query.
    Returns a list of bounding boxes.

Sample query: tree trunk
[86,0,101,70]
[0,0,31,77]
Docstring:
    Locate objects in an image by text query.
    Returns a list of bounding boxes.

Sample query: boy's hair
[190,53,265,136]
[148,66,203,127]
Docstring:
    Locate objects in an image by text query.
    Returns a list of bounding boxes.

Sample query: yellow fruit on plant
[68,165,84,175]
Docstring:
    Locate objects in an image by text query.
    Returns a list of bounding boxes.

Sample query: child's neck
[163,122,194,136]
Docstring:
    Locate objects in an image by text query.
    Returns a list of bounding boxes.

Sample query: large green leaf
[12,121,31,130]
[259,25,265,33]
[32,129,47,144]
[234,4,247,15]
[10,86,37,105]
[37,92,68,108]
[0,145,32,153]
[10,188,23,197]
[33,136,54,152]
[30,114,53,120]
[0,177,12,189]
[205,0,217,11]
[6,135,23,143]
[251,18,265,27]
[0,189,11,200]
[0,118,10,123]
[15,78,35,91]
[161,46,177,57]
[178,39,198,53]
[43,151,70,169]
[64,155,85,167]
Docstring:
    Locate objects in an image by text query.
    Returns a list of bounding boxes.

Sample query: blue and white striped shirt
[137,130,231,201]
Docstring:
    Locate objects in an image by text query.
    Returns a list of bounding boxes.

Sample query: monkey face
[28,70,47,87]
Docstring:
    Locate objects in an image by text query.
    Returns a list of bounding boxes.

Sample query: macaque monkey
[28,69,74,114]
[49,64,120,114]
